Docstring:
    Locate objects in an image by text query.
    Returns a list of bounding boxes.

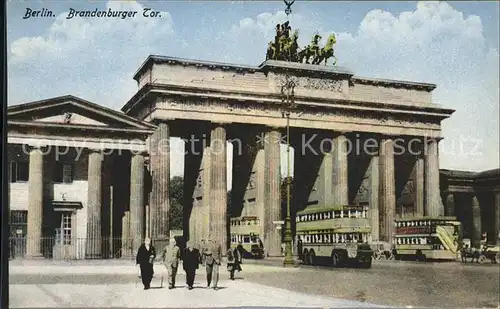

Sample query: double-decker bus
[393,217,461,261]
[229,216,264,259]
[296,205,373,268]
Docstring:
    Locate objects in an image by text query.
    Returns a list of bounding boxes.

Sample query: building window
[55,212,72,245]
[53,163,73,183]
[10,162,29,182]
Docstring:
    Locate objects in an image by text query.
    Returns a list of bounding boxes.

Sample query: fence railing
[8,236,144,260]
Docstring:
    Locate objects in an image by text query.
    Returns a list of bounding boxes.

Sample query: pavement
[8,259,500,308]
[9,261,386,308]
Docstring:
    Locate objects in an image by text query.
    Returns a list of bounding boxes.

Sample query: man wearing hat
[162,237,180,289]
[183,241,200,290]
[204,238,222,290]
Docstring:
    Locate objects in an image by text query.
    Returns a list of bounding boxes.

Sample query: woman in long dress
[136,237,156,290]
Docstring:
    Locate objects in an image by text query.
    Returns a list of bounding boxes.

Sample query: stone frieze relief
[401,179,414,195]
[196,170,203,188]
[356,177,370,201]
[275,74,343,93]
[246,173,256,190]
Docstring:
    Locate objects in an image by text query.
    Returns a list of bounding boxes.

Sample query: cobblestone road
[242,260,500,308]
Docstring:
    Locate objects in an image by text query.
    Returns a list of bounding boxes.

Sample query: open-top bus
[393,216,461,261]
[296,205,373,268]
[229,216,264,259]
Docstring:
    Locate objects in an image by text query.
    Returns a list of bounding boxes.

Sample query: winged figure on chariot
[266,21,337,66]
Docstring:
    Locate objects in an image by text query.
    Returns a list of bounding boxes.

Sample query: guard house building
[7,96,155,259]
[440,169,500,248]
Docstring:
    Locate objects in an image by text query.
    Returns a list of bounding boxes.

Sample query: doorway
[52,210,75,259]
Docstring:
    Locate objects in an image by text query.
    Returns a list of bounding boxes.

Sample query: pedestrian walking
[236,242,244,261]
[183,241,200,290]
[297,237,303,260]
[204,238,222,290]
[135,237,156,290]
[199,239,207,265]
[226,248,236,280]
[234,245,242,272]
[162,237,180,289]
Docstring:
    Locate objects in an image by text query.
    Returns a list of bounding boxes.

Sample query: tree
[169,176,184,230]
[167,178,233,230]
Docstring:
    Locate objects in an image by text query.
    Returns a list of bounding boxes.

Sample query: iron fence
[8,236,143,260]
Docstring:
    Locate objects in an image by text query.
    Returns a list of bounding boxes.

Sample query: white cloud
[226,1,499,172]
[8,1,181,109]
[11,1,174,63]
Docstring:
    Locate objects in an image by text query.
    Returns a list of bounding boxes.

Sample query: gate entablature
[122,55,453,138]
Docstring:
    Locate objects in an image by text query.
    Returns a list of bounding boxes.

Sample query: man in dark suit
[183,241,200,290]
[204,238,222,290]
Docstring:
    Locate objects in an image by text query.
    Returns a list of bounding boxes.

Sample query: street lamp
[281,74,296,267]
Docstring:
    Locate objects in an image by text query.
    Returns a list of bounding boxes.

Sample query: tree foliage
[169,176,184,230]
[167,177,232,230]
[167,176,292,231]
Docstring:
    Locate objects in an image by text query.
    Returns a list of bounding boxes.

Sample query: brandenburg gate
[122,50,453,255]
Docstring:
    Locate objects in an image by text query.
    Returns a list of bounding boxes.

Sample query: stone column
[209,124,227,251]
[264,128,281,257]
[494,192,500,245]
[201,146,212,242]
[333,134,348,205]
[425,139,444,217]
[86,149,103,258]
[26,146,44,258]
[378,139,395,244]
[255,140,266,241]
[414,157,425,217]
[184,136,203,245]
[471,196,481,249]
[129,152,145,254]
[121,211,130,257]
[368,155,379,241]
[445,193,455,217]
[145,205,150,239]
[150,123,170,241]
[189,199,198,245]
[318,137,334,205]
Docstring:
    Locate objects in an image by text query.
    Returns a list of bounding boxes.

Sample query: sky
[7,1,500,185]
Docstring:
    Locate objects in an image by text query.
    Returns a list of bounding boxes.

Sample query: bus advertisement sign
[396,226,431,235]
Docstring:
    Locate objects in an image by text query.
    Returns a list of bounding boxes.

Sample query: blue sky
[7,1,500,180]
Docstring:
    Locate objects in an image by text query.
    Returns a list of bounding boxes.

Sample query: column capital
[210,121,231,128]
[266,125,282,131]
[424,136,444,144]
[152,119,174,126]
[25,144,48,152]
[336,131,352,137]
[87,147,104,153]
[131,150,148,157]
[379,134,400,141]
